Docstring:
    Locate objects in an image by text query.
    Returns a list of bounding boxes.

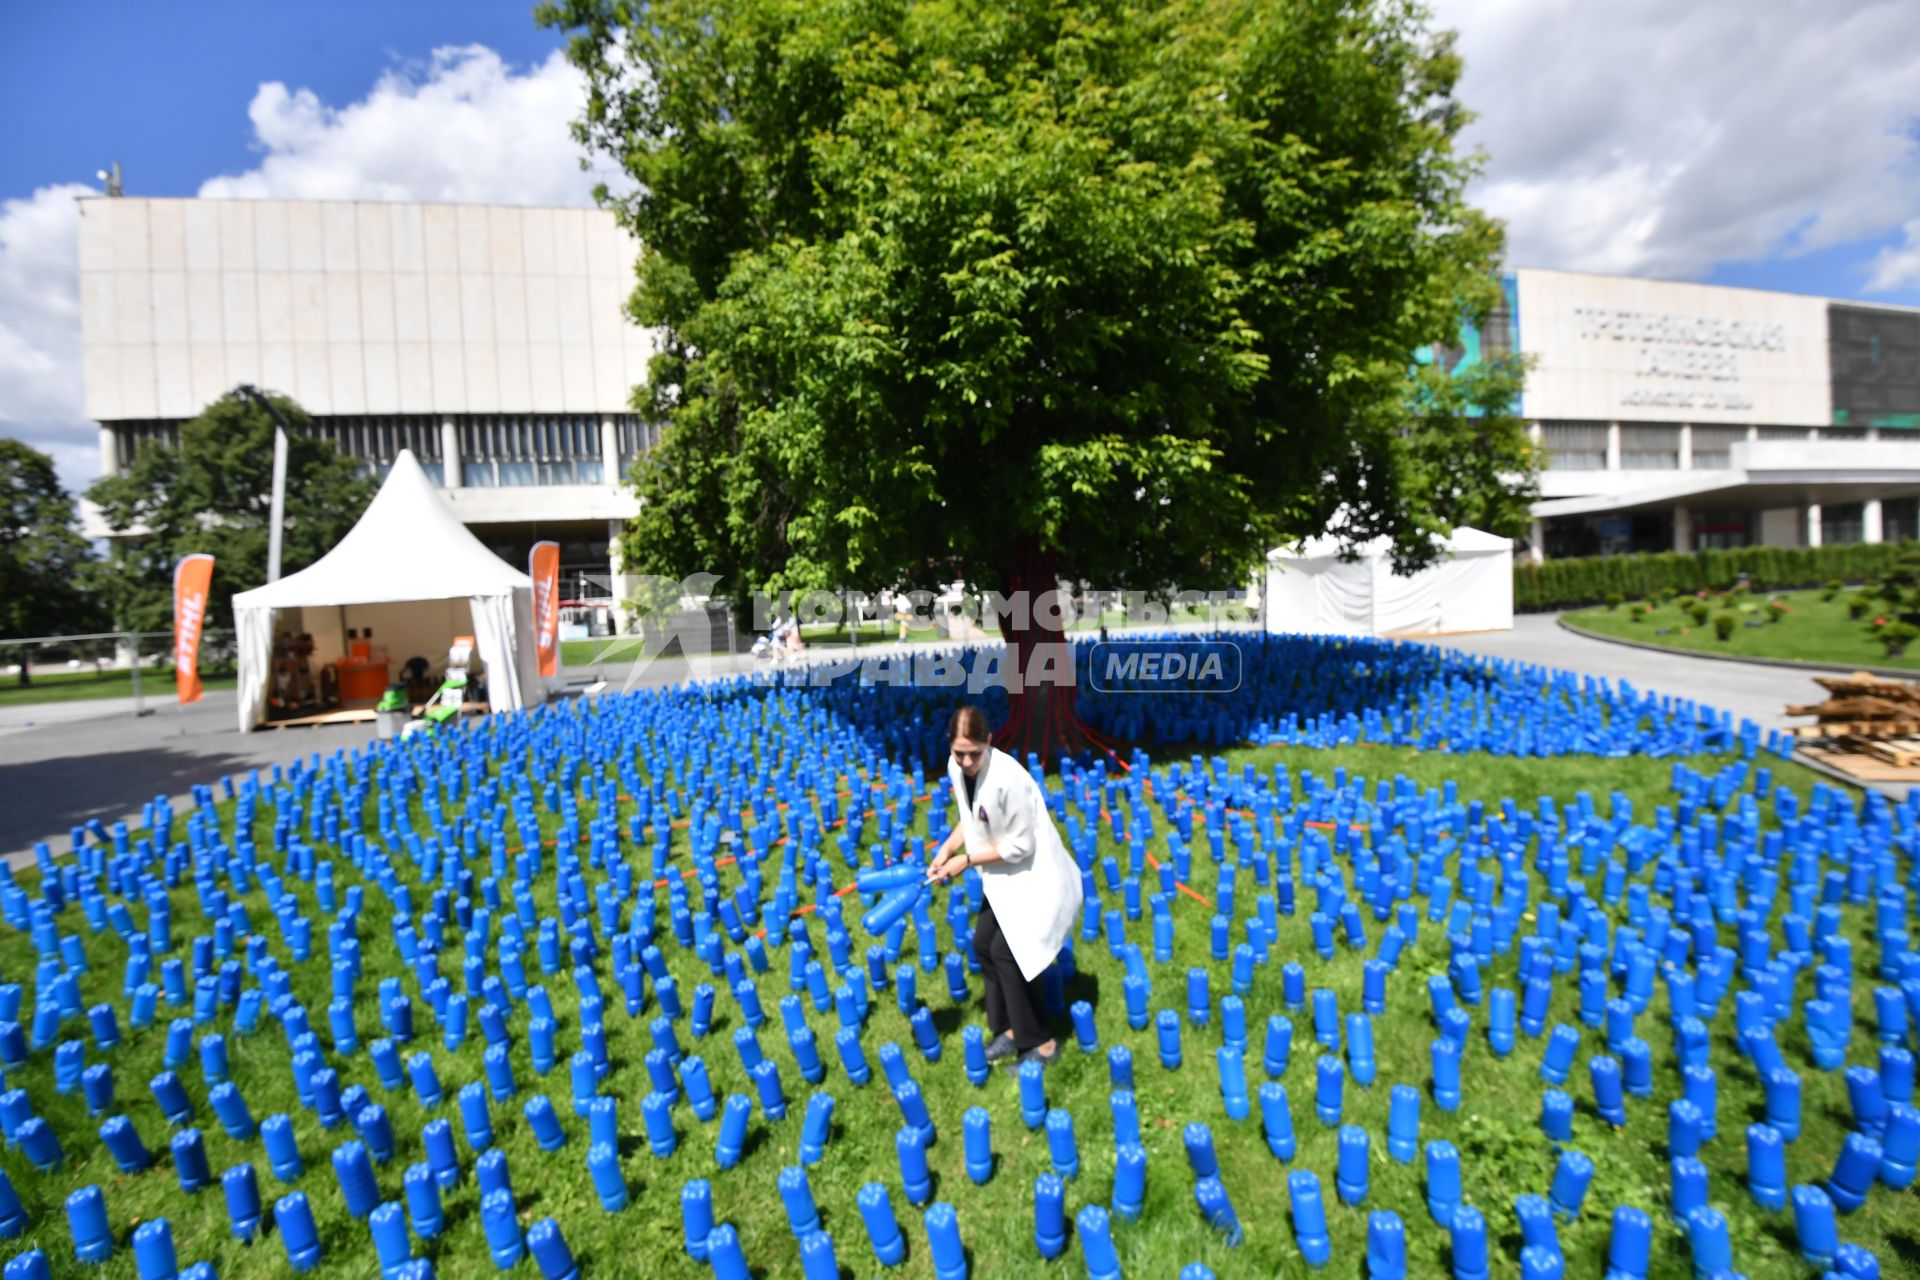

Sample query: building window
[110,420,184,464]
[1621,424,1680,470]
[1756,426,1807,441]
[617,419,661,481]
[1541,422,1607,471]
[1823,502,1865,545]
[457,415,629,487]
[1818,427,1869,444]
[1690,426,1744,470]
[1691,514,1751,550]
[1886,497,1920,542]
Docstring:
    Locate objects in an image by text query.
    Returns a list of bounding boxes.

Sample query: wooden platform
[259,700,489,730]
[262,701,379,729]
[1799,744,1920,784]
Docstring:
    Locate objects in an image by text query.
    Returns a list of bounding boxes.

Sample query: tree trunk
[16,652,28,688]
[992,538,1127,768]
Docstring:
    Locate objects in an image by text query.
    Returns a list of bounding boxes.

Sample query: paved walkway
[1413,613,1828,733]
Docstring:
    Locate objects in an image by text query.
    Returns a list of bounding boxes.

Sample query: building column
[1678,422,1694,471]
[440,418,462,488]
[1673,504,1692,554]
[1865,498,1885,544]
[601,418,620,486]
[98,426,119,478]
[1606,422,1622,472]
[1806,503,1823,548]
[608,518,633,635]
[1527,519,1545,565]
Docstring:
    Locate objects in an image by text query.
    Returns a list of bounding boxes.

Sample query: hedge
[1513,540,1911,612]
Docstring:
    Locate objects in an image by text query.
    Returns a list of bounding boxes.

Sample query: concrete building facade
[74,199,1920,593]
[1496,268,1920,560]
[76,195,652,629]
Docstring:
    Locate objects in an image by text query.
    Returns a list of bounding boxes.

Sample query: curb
[1554,615,1919,682]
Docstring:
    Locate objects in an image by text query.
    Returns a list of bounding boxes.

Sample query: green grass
[0,734,1905,1280]
[0,668,236,708]
[1566,587,1915,670]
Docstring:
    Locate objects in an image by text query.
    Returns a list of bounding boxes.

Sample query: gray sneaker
[1014,1041,1061,1070]
[983,1033,1018,1063]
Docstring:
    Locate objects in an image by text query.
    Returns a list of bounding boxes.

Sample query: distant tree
[544,0,1534,753]
[0,439,103,683]
[1867,543,1920,658]
[87,391,375,633]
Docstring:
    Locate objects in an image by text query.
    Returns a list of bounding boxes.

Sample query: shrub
[1604,593,1622,611]
[1848,594,1873,620]
[1687,601,1711,627]
[1879,621,1919,658]
[1822,578,1843,602]
[1713,612,1737,641]
[1629,603,1647,623]
[1513,540,1904,612]
[1766,599,1788,623]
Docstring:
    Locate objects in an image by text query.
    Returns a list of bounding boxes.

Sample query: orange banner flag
[173,553,215,705]
[530,541,560,679]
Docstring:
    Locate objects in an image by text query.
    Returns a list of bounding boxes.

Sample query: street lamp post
[232,385,291,583]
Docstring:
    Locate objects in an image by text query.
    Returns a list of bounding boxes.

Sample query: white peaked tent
[231,450,545,730]
[1264,526,1513,637]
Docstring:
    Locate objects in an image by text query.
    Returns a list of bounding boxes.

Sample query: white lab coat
[949,746,1083,981]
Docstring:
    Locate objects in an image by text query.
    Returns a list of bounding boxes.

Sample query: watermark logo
[1088,640,1242,694]
[565,574,1255,695]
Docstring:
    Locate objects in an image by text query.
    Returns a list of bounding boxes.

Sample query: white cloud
[0,45,616,495]
[1435,0,1920,287]
[0,183,97,490]
[198,45,626,205]
[1866,219,1920,292]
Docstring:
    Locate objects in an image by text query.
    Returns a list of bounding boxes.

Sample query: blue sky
[0,2,566,199]
[3,0,1919,489]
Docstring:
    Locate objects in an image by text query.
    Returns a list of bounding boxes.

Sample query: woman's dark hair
[946,705,991,744]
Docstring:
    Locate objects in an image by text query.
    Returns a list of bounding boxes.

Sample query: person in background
[926,704,1083,1067]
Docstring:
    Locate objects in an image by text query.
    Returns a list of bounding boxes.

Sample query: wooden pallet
[1800,745,1920,784]
[1870,737,1920,768]
[1812,672,1919,695]
[1788,718,1920,739]
[1784,695,1918,719]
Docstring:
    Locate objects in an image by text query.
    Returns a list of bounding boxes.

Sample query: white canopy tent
[231,450,548,730]
[1264,526,1513,637]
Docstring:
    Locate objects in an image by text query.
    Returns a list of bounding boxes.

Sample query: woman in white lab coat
[927,705,1083,1068]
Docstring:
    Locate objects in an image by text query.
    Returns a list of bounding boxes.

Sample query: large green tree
[0,439,103,683]
[87,391,375,633]
[543,0,1533,751]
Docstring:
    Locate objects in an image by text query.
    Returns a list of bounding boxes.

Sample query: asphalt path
[1415,613,1829,734]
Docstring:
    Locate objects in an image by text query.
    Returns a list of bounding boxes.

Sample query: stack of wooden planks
[1787,672,1920,777]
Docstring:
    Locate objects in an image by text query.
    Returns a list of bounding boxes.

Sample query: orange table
[334,659,391,701]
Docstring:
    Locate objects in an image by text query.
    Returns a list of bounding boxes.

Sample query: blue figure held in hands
[862,706,1083,1069]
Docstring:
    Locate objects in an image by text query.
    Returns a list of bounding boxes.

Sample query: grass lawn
[0,668,236,708]
[1565,586,1918,671]
[0,712,1901,1280]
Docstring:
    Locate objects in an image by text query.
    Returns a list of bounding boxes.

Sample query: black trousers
[973,902,1047,1051]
